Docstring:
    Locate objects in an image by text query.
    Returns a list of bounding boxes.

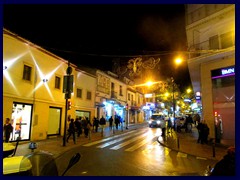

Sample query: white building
[124,77,144,124]
[185,4,235,145]
[80,67,128,123]
[3,29,96,141]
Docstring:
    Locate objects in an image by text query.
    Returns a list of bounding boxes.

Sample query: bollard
[212,139,216,157]
[101,126,104,137]
[177,137,180,149]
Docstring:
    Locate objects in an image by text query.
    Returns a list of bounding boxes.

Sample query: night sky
[3,4,191,90]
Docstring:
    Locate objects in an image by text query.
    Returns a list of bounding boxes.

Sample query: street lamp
[171,77,175,120]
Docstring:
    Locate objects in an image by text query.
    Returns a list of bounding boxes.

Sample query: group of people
[66,115,124,143]
[66,116,92,144]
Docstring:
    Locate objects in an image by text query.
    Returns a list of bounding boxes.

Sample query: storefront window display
[11,103,32,141]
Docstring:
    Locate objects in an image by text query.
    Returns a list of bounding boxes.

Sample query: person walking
[67,118,76,144]
[86,118,92,139]
[99,116,106,136]
[3,118,13,142]
[108,116,113,129]
[93,117,99,132]
[114,115,120,130]
[74,117,82,137]
[161,119,166,137]
[81,117,88,138]
[167,117,173,134]
[196,121,204,144]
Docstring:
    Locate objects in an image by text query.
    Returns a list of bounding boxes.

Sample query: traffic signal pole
[63,61,73,146]
[63,98,68,146]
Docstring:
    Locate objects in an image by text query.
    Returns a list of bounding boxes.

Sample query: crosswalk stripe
[125,139,150,152]
[97,131,146,148]
[83,130,143,147]
[110,132,149,150]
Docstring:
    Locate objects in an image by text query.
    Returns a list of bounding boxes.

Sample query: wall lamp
[42,78,48,83]
[3,66,7,70]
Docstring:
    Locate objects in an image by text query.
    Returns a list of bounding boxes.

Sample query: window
[119,85,123,96]
[128,93,130,101]
[221,31,234,49]
[55,76,61,89]
[209,35,219,50]
[77,88,82,98]
[23,65,32,81]
[212,76,235,88]
[86,91,92,100]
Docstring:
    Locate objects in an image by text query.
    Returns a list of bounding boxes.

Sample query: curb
[156,136,218,161]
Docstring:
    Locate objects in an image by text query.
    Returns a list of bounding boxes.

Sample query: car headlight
[157,120,161,124]
[149,120,153,124]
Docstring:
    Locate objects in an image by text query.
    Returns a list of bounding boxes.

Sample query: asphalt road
[54,127,218,176]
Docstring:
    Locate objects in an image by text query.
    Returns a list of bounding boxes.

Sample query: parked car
[148,113,165,128]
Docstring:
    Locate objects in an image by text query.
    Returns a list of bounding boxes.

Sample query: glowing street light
[187,88,192,94]
[175,57,183,65]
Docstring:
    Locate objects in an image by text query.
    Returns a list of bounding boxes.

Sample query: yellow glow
[175,57,183,65]
[146,81,153,87]
[187,88,192,93]
[164,92,169,97]
[134,80,163,87]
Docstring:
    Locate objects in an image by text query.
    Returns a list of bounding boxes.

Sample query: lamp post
[171,77,175,120]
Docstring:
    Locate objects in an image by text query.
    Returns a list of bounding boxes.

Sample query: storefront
[211,66,235,143]
[10,102,33,141]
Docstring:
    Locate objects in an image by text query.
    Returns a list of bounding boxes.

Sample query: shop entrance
[47,107,62,136]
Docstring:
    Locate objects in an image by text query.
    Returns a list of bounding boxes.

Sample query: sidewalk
[157,125,234,161]
[14,122,148,158]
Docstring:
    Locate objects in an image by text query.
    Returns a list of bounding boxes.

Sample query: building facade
[3,29,96,141]
[185,4,235,145]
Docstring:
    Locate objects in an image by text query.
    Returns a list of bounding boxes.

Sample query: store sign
[211,66,235,79]
[222,67,234,75]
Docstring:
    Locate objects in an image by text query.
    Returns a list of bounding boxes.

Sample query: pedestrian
[86,118,92,139]
[93,117,99,132]
[167,117,173,134]
[196,121,204,144]
[115,115,120,130]
[74,117,82,137]
[67,118,76,144]
[175,117,182,132]
[99,116,106,136]
[3,118,13,142]
[161,119,166,137]
[108,116,113,129]
[202,122,210,144]
[210,146,235,176]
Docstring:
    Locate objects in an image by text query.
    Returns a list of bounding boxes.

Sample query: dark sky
[3,4,191,90]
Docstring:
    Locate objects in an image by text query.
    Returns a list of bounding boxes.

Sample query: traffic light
[68,101,72,110]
